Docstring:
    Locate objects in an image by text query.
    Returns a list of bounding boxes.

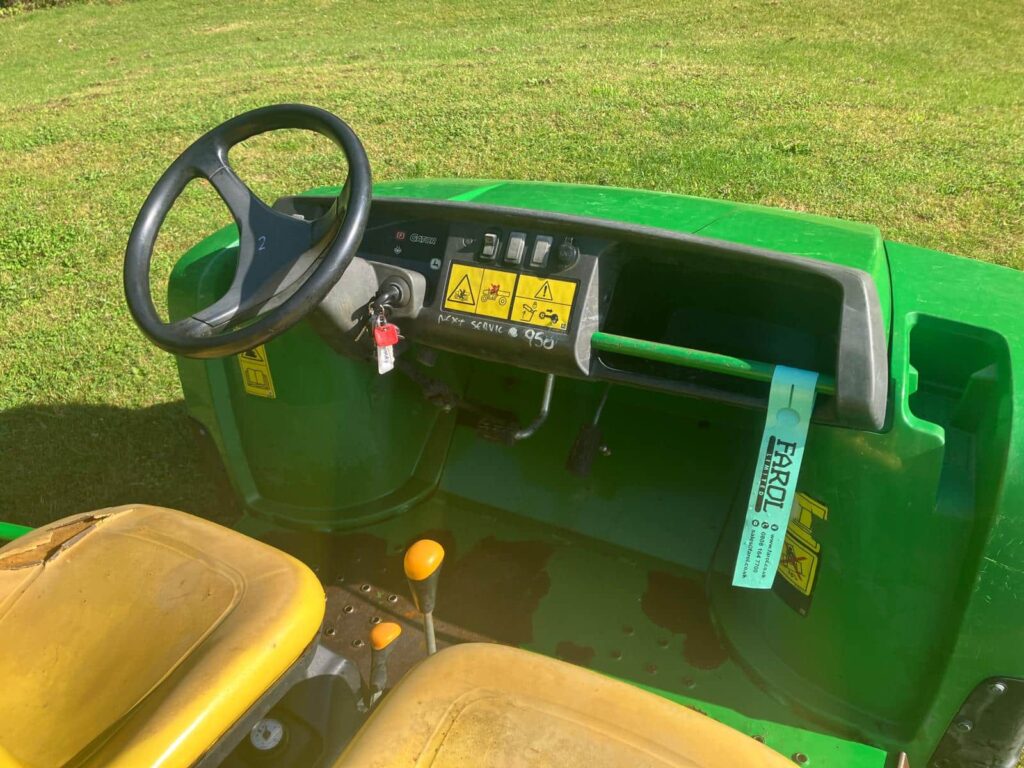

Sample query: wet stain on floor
[641,570,728,670]
[555,640,596,668]
[440,536,553,645]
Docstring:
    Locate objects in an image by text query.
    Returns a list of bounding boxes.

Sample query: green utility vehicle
[1,105,1021,768]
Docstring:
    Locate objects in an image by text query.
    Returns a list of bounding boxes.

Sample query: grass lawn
[1,0,1022,527]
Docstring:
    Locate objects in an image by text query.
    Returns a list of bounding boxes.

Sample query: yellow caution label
[776,493,828,597]
[790,492,827,553]
[512,275,577,331]
[237,345,276,398]
[778,531,819,596]
[443,263,519,320]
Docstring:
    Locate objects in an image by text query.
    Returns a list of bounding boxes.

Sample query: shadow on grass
[0,401,240,529]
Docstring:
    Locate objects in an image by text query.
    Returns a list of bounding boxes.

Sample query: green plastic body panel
[0,522,32,541]
[168,179,1024,766]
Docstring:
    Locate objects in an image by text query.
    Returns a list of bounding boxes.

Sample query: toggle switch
[480,232,499,260]
[530,235,553,268]
[504,232,527,265]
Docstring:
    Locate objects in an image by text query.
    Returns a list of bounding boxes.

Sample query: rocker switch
[530,235,553,268]
[504,232,527,265]
[480,232,499,260]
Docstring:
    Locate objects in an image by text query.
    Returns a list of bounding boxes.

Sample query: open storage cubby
[596,246,844,401]
[907,315,1011,521]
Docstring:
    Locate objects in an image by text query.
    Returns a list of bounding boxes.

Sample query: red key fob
[373,323,400,347]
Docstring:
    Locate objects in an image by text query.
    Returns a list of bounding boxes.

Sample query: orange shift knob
[404,539,444,615]
[370,621,402,651]
[404,539,444,581]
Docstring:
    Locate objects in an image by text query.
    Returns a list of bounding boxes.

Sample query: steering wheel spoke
[196,164,322,327]
[124,104,371,358]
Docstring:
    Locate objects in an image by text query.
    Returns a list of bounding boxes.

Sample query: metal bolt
[336,574,346,583]
[599,445,612,457]
[343,604,355,614]
[360,583,372,593]
[955,718,973,733]
[792,753,809,765]
[387,594,399,603]
[682,677,696,690]
[610,649,622,660]
[990,681,1007,695]
[351,639,365,648]
[644,663,658,674]
[370,616,382,625]
[622,624,635,636]
[325,626,336,637]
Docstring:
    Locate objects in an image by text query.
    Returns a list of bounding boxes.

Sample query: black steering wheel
[124,104,371,358]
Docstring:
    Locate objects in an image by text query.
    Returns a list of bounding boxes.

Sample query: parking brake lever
[567,384,611,476]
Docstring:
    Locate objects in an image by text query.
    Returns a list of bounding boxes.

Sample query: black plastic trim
[930,677,1024,768]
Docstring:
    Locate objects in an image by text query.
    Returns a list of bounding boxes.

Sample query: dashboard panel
[278,195,889,430]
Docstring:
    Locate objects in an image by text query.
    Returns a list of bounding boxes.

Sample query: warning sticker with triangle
[534,281,554,301]
[442,262,518,320]
[513,274,577,332]
[446,273,477,306]
[240,347,267,363]
[236,344,276,398]
[441,261,576,329]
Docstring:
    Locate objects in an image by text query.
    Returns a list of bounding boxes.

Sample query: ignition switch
[375,277,410,309]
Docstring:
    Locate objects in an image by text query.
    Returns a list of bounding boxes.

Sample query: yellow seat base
[336,643,795,768]
[0,505,325,768]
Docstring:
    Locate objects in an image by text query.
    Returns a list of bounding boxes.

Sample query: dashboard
[278,195,888,430]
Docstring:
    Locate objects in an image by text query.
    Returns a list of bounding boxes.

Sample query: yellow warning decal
[237,345,276,399]
[777,493,827,596]
[443,263,518,320]
[778,532,819,596]
[790,492,827,552]
[512,274,577,331]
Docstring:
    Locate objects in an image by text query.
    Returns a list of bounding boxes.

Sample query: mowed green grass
[1,0,1022,526]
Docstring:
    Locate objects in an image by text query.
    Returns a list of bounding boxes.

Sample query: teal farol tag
[732,365,818,589]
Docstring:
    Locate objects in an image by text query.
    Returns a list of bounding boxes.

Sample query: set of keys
[369,305,401,375]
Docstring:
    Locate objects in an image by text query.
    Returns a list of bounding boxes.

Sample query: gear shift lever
[403,539,445,655]
[366,622,402,708]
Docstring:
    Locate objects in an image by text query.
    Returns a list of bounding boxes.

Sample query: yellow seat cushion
[0,505,325,768]
[336,643,795,768]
